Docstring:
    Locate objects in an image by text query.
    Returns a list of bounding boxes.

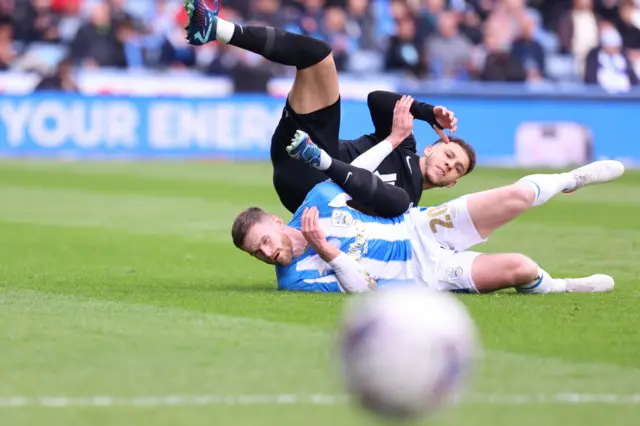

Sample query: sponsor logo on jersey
[346,220,367,263]
[332,210,353,227]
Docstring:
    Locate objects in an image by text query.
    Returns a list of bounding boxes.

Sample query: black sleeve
[321,156,411,218]
[366,91,440,140]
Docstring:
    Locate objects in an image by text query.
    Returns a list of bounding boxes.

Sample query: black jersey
[334,90,440,208]
[338,133,424,208]
[270,91,438,215]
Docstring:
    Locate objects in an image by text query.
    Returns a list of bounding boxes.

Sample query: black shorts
[271,98,341,214]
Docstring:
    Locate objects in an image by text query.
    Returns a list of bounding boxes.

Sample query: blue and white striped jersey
[276,181,418,293]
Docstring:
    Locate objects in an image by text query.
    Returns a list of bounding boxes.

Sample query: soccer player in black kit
[183,0,476,217]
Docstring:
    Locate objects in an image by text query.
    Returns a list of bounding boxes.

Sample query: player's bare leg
[466,161,625,239]
[468,253,615,294]
[431,161,623,295]
[184,0,338,114]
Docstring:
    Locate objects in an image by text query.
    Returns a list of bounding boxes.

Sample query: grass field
[0,159,639,426]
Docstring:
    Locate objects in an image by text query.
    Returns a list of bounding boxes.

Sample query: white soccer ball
[337,286,479,419]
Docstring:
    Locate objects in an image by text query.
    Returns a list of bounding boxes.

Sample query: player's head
[422,137,476,188]
[231,207,294,266]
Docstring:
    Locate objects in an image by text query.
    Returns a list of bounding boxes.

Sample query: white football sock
[517,267,567,294]
[215,18,236,43]
[517,173,577,207]
[317,150,332,171]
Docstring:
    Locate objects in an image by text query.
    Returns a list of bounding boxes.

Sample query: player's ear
[423,145,432,156]
[272,215,284,228]
[446,180,457,188]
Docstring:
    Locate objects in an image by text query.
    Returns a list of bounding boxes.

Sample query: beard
[423,156,449,188]
[276,233,294,266]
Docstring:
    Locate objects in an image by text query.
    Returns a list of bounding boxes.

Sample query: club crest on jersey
[332,210,353,227]
[446,267,464,281]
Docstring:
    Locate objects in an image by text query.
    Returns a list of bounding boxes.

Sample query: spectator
[486,0,528,46]
[232,50,275,92]
[345,0,376,50]
[384,13,427,77]
[416,0,446,40]
[426,11,473,80]
[479,20,526,81]
[459,6,484,45]
[249,0,287,27]
[323,6,354,71]
[618,1,640,49]
[596,0,621,23]
[1,0,639,86]
[618,0,640,76]
[585,21,638,92]
[511,11,546,81]
[108,0,134,27]
[0,16,14,70]
[207,42,240,75]
[298,0,325,37]
[34,56,78,91]
[468,0,496,21]
[558,0,599,77]
[153,2,197,69]
[0,0,14,17]
[14,0,61,44]
[69,1,127,68]
[117,17,148,68]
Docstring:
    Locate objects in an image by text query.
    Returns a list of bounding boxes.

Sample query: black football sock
[225,24,331,70]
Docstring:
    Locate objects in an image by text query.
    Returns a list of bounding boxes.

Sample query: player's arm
[349,96,415,173]
[367,91,457,144]
[301,206,375,293]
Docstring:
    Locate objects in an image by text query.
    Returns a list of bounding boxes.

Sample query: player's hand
[432,106,458,143]
[389,95,415,148]
[301,206,329,253]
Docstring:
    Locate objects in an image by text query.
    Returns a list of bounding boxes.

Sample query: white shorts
[433,250,482,293]
[408,196,487,293]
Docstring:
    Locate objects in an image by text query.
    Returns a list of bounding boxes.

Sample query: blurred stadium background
[0,0,639,164]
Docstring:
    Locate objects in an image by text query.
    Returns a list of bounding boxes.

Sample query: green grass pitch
[0,159,638,426]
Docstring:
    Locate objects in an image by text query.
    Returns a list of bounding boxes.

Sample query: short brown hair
[231,207,269,249]
[433,136,476,176]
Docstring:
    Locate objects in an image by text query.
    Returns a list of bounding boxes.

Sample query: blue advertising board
[0,93,639,164]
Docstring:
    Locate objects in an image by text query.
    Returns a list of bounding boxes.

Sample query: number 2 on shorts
[427,205,453,233]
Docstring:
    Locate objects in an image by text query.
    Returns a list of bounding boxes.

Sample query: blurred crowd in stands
[1,0,639,92]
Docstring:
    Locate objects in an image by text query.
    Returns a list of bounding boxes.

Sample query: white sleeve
[349,140,394,172]
[329,253,376,293]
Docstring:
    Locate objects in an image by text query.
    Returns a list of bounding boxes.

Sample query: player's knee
[507,254,539,285]
[503,185,535,214]
[297,39,332,70]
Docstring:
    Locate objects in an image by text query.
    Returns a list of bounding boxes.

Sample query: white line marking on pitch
[1,393,640,408]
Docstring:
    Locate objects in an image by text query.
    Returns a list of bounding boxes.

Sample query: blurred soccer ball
[338,286,479,419]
